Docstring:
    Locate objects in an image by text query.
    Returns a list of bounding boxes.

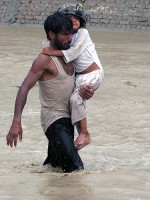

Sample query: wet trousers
[43,118,84,173]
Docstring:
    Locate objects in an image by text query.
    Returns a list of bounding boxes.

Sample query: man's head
[44,12,73,50]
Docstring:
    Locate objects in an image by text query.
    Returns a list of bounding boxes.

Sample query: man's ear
[48,31,55,40]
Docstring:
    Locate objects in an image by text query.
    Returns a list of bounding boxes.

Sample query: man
[6,12,93,173]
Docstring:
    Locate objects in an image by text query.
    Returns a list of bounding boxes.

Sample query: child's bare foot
[74,131,91,150]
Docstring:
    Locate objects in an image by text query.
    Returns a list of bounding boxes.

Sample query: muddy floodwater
[0,25,150,200]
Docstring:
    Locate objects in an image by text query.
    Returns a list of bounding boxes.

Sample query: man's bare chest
[39,57,74,81]
[57,58,74,76]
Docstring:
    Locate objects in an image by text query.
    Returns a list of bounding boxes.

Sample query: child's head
[57,4,88,31]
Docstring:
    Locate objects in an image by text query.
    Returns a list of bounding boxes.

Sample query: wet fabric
[38,56,75,133]
[43,118,84,173]
[70,70,103,125]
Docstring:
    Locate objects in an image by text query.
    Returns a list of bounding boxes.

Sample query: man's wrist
[12,117,21,124]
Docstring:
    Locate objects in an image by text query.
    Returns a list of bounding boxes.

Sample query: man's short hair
[44,12,73,40]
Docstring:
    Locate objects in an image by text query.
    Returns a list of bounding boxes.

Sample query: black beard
[54,35,71,50]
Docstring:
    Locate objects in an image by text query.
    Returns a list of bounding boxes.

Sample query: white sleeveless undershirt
[38,56,75,133]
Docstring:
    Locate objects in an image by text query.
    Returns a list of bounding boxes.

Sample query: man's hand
[78,85,94,100]
[6,120,23,147]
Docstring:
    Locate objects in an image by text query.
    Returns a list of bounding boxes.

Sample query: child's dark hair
[57,4,88,28]
[44,12,73,40]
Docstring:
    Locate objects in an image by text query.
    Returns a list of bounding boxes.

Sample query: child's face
[68,15,80,30]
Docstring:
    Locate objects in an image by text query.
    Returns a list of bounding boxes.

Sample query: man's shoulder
[36,53,52,63]
[33,53,53,68]
[30,53,55,74]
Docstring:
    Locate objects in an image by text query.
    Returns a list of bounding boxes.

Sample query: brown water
[0,25,150,200]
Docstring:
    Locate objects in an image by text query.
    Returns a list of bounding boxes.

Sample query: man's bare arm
[6,54,49,147]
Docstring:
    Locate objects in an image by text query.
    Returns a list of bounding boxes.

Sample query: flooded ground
[0,25,150,200]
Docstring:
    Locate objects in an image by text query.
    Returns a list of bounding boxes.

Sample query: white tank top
[38,56,75,132]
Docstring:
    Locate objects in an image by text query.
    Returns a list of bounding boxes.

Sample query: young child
[42,3,104,150]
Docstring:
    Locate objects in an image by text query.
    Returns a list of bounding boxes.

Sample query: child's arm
[42,47,63,57]
[62,28,89,63]
[42,28,90,63]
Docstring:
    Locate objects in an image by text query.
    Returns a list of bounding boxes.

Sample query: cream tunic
[38,56,75,133]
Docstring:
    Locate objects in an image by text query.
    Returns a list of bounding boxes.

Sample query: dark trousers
[43,118,84,173]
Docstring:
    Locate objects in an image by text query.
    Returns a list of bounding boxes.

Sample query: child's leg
[70,71,102,150]
[74,118,91,150]
[70,90,91,150]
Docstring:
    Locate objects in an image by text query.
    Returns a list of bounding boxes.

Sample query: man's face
[53,30,72,50]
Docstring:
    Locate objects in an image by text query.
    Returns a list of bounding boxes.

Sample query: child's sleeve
[62,29,88,63]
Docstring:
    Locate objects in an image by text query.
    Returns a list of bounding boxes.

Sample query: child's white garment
[70,70,103,125]
[62,27,104,125]
[62,27,104,78]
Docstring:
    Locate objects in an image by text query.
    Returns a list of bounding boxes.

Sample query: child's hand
[42,47,53,56]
